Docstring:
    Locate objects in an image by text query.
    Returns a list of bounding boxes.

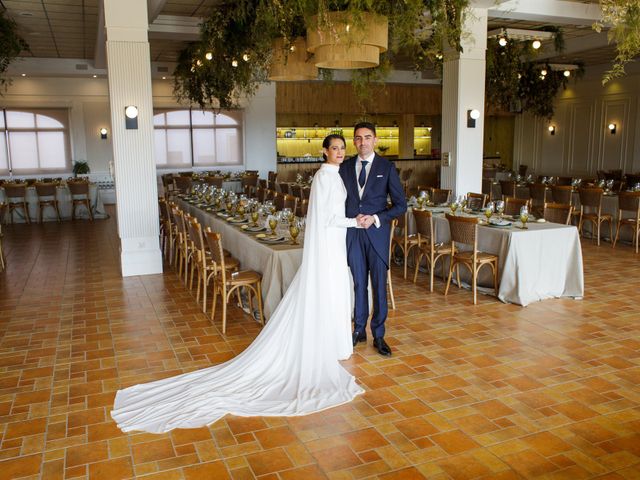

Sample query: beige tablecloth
[407,208,584,306]
[177,199,303,318]
[0,184,108,223]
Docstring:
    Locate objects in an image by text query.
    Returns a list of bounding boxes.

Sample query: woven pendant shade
[306,12,388,69]
[268,37,318,81]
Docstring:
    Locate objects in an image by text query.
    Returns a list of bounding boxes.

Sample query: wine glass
[416,195,425,210]
[519,205,529,229]
[250,208,260,226]
[289,219,300,245]
[484,202,494,222]
[459,195,468,211]
[268,216,278,236]
[449,201,459,215]
[236,203,246,219]
[495,200,505,219]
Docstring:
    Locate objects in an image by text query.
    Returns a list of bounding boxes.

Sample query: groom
[340,122,407,356]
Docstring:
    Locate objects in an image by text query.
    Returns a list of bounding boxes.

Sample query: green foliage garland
[594,0,640,84]
[0,11,29,93]
[173,0,470,112]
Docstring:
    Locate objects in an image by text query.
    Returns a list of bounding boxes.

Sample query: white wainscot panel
[601,99,630,171]
[568,102,594,175]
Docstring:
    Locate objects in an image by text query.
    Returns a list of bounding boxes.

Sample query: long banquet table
[0,184,108,223]
[407,207,584,306]
[177,199,303,319]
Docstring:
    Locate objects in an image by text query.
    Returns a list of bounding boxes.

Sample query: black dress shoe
[352,331,367,347]
[373,337,392,356]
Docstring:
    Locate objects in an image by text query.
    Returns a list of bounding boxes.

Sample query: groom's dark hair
[353,121,376,136]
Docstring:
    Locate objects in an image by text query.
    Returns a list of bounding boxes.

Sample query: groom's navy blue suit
[339,154,407,339]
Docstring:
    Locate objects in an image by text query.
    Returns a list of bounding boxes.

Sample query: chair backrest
[551,185,573,204]
[265,189,276,201]
[578,187,603,210]
[431,188,451,205]
[544,202,572,224]
[389,218,398,263]
[245,170,258,175]
[283,194,297,212]
[35,183,58,197]
[204,176,224,188]
[624,173,640,188]
[243,185,255,198]
[413,210,435,246]
[268,180,278,191]
[556,176,573,186]
[301,187,311,200]
[400,168,413,182]
[274,192,285,211]
[529,183,547,205]
[278,183,291,195]
[204,229,226,283]
[68,181,89,195]
[605,169,623,181]
[504,197,529,216]
[255,186,266,203]
[4,184,28,199]
[499,180,516,198]
[258,179,268,189]
[518,164,528,177]
[174,176,192,193]
[446,213,478,250]
[618,191,640,214]
[158,199,170,224]
[482,167,497,179]
[466,192,487,210]
[241,174,259,187]
[178,171,193,177]
[297,199,309,217]
[290,184,302,198]
[268,171,278,182]
[188,218,205,257]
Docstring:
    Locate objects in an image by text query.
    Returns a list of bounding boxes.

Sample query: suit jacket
[339,154,407,266]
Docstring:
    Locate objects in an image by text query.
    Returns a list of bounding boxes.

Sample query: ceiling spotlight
[231,59,238,67]
[162,76,166,80]
[517,73,522,79]
[92,74,97,78]
[205,52,213,60]
[21,73,26,77]
[196,59,202,67]
[242,53,250,62]
[498,37,507,47]
[564,70,571,77]
[532,39,542,49]
[540,69,547,76]
[436,53,443,60]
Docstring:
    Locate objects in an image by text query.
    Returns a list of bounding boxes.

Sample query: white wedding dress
[111,163,364,433]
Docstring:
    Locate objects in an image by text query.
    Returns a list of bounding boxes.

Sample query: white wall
[513,64,640,176]
[1,76,277,180]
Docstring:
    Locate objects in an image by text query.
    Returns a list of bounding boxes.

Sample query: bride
[111,134,366,433]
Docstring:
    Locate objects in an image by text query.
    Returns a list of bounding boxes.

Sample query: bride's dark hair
[322,134,346,161]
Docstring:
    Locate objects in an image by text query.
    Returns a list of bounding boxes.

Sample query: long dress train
[111,163,364,433]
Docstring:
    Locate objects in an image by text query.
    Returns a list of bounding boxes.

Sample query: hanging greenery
[594,0,640,84]
[0,11,29,93]
[485,30,583,119]
[173,0,470,112]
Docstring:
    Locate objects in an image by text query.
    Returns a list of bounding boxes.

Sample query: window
[153,109,243,168]
[0,109,71,175]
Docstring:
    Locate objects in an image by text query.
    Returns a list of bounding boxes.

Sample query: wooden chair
[481,178,494,201]
[255,186,267,203]
[578,187,613,245]
[265,189,276,202]
[171,208,191,281]
[551,185,573,205]
[466,192,487,210]
[543,203,573,225]
[412,209,454,292]
[529,183,548,217]
[624,173,640,189]
[388,219,397,310]
[297,199,309,217]
[34,182,61,223]
[274,192,285,211]
[268,180,278,191]
[173,176,193,194]
[268,171,278,183]
[243,185,255,198]
[258,179,268,189]
[282,194,298,213]
[556,176,573,186]
[204,176,224,188]
[430,188,451,205]
[613,191,640,253]
[278,183,291,195]
[3,183,30,224]
[158,199,173,261]
[391,212,425,279]
[67,181,93,221]
[241,174,259,188]
[503,197,530,216]
[444,214,499,305]
[301,187,311,200]
[204,230,264,334]
[290,184,303,199]
[499,180,516,198]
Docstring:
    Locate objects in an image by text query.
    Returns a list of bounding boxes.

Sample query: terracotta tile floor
[1,207,639,479]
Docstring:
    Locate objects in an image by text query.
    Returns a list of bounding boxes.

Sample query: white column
[104,0,162,276]
[441,8,488,197]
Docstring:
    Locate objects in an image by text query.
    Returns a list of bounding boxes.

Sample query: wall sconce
[467,109,480,128]
[125,105,139,130]
[548,125,556,135]
[608,123,617,134]
[99,128,108,140]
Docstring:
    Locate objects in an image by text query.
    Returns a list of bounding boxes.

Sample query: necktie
[359,160,369,188]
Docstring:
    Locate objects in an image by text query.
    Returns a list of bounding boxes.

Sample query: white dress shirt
[355,152,380,228]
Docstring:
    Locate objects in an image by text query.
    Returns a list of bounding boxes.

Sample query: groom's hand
[359,215,375,229]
